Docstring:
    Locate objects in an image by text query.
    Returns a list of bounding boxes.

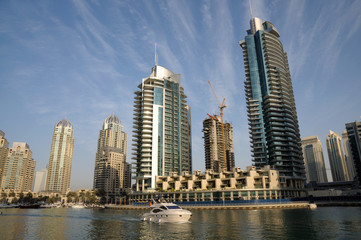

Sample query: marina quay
[130,166,306,204]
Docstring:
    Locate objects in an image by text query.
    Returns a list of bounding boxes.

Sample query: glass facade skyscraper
[345,121,361,184]
[239,17,305,181]
[133,65,191,191]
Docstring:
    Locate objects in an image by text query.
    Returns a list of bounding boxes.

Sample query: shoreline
[105,201,361,210]
[105,202,310,210]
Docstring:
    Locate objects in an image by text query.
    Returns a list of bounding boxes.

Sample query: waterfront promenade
[105,202,310,210]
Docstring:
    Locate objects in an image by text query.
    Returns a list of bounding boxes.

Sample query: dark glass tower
[345,121,361,184]
[239,17,305,180]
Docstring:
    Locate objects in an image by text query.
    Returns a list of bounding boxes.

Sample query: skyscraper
[342,130,356,181]
[326,130,349,182]
[203,116,235,172]
[301,136,328,183]
[46,118,74,194]
[33,167,48,193]
[93,113,127,198]
[239,17,305,181]
[1,142,36,191]
[124,162,132,189]
[345,121,361,184]
[0,130,9,185]
[133,64,191,191]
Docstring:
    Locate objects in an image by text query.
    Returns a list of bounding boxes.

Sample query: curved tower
[46,117,74,194]
[133,65,191,191]
[239,17,305,181]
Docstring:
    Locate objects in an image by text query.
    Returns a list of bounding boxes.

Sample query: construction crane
[208,81,227,171]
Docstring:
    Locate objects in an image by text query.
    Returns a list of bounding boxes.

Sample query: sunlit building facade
[1,142,36,191]
[46,118,74,194]
[342,130,356,181]
[301,136,328,183]
[33,168,48,193]
[93,113,127,197]
[239,17,305,182]
[133,65,191,191]
[326,130,349,182]
[203,116,235,172]
[0,130,9,185]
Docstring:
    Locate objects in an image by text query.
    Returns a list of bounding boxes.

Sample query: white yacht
[71,204,85,209]
[142,201,192,223]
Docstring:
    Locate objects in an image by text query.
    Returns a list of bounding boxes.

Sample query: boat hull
[142,208,192,223]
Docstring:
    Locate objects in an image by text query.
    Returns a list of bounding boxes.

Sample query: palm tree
[66,192,78,203]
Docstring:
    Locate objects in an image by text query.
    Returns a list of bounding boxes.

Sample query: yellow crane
[208,81,227,171]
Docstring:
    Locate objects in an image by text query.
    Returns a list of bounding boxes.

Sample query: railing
[133,198,309,207]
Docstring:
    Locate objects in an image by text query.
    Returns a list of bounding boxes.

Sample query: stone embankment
[105,202,310,210]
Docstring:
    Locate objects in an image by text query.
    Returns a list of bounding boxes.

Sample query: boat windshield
[167,206,181,209]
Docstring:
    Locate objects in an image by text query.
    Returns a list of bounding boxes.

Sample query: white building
[326,130,349,182]
[33,168,48,193]
[133,64,191,191]
[46,118,74,194]
[131,166,306,203]
[301,136,328,183]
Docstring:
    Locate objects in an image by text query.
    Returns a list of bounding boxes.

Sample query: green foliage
[95,189,106,197]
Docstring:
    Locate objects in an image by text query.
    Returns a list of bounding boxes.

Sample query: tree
[95,189,106,197]
[79,192,85,203]
[24,192,34,203]
[85,191,91,202]
[11,197,18,204]
[9,191,15,197]
[66,192,77,202]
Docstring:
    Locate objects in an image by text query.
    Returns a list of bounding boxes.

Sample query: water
[1,207,361,239]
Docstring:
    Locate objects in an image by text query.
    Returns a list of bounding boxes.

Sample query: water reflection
[0,207,361,239]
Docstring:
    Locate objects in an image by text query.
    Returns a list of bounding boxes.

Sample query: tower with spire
[45,117,74,194]
[133,51,192,191]
[239,13,305,185]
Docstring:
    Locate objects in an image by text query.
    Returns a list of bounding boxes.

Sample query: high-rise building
[93,113,127,197]
[46,118,74,194]
[133,64,191,191]
[0,130,10,185]
[124,162,132,189]
[326,130,349,182]
[345,121,361,184]
[203,116,235,172]
[342,130,356,181]
[1,142,36,191]
[239,17,305,181]
[33,167,48,193]
[301,136,328,183]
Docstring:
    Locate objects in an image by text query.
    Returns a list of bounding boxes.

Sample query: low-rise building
[130,166,305,204]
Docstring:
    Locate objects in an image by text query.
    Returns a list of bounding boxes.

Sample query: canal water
[0,207,360,239]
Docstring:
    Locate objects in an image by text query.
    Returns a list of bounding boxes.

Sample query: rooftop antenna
[154,42,158,66]
[249,0,254,19]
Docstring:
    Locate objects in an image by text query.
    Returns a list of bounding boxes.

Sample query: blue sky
[1,0,360,190]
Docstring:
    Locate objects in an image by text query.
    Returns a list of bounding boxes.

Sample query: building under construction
[203,115,235,172]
